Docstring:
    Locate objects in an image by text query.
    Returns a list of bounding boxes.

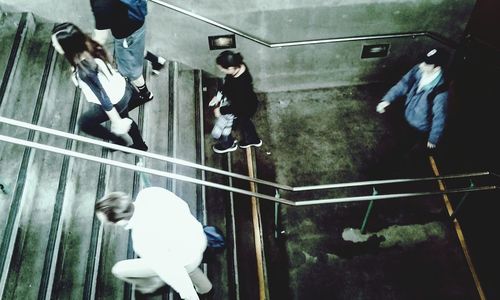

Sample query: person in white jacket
[51,22,148,150]
[95,187,212,299]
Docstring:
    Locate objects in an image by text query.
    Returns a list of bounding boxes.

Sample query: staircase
[0,11,236,300]
[1,8,497,300]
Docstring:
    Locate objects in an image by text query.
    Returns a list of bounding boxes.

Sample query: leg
[237,117,262,148]
[184,251,212,294]
[188,267,212,294]
[78,105,125,145]
[126,85,151,111]
[127,121,149,151]
[114,24,152,100]
[116,95,148,151]
[114,24,146,82]
[112,258,165,294]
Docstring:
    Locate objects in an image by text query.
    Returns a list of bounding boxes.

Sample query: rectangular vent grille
[361,44,390,58]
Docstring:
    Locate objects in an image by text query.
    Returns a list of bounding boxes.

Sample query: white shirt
[126,187,206,299]
[418,63,442,92]
[71,58,126,105]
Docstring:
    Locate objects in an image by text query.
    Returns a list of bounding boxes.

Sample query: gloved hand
[376,101,390,113]
[110,118,133,135]
[209,91,223,107]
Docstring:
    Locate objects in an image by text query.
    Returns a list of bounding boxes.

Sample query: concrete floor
[250,84,486,299]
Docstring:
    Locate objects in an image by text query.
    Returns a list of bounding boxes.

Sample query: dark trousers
[78,84,146,147]
[373,121,432,179]
[218,116,259,147]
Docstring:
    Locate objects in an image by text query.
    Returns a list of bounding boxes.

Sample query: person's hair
[95,192,133,223]
[52,22,110,67]
[216,50,244,68]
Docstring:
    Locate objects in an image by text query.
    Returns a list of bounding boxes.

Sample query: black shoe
[130,143,149,152]
[152,61,166,75]
[139,90,154,102]
[239,139,262,149]
[145,51,166,75]
[212,141,238,153]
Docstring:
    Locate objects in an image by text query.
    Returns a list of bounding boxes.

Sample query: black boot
[127,121,148,151]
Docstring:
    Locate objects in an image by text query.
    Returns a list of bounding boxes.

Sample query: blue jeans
[114,23,146,81]
[78,84,146,147]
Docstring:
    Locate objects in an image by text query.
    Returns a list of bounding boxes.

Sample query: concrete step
[0,10,225,300]
[2,26,82,300]
[202,74,238,300]
[0,12,26,103]
[0,13,57,299]
[173,64,203,216]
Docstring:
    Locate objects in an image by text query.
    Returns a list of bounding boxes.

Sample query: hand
[110,118,132,135]
[427,142,436,149]
[376,101,390,114]
[209,96,220,107]
[209,91,223,107]
[214,107,221,118]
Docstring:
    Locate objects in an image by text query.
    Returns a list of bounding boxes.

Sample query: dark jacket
[219,66,259,118]
[382,65,448,145]
[90,0,146,38]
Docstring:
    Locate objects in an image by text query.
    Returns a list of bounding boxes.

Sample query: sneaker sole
[239,140,263,149]
[213,144,238,154]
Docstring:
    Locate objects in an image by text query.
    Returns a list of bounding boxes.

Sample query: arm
[377,66,419,113]
[208,91,223,107]
[427,91,448,146]
[382,66,419,103]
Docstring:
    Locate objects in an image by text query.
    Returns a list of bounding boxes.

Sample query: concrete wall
[0,0,476,92]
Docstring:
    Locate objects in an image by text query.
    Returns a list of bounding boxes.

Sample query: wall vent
[361,44,390,58]
[208,34,236,50]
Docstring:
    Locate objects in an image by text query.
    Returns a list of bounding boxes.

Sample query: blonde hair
[95,192,133,223]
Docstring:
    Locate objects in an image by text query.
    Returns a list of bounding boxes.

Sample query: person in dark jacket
[209,51,262,153]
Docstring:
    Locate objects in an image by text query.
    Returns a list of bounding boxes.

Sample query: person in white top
[95,187,212,299]
[51,22,148,151]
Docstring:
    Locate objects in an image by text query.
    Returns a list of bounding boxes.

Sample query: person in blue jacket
[376,48,449,150]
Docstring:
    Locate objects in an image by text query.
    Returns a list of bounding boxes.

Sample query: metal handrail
[0,116,491,192]
[0,134,497,206]
[149,0,457,48]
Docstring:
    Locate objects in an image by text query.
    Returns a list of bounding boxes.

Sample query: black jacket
[219,67,258,118]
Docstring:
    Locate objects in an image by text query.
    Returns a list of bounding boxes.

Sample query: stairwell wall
[0,0,475,92]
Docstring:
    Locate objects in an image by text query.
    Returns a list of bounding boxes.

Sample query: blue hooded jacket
[382,65,448,145]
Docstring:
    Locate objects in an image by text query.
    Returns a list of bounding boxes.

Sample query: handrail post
[360,187,378,234]
[449,180,474,221]
[274,189,281,239]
